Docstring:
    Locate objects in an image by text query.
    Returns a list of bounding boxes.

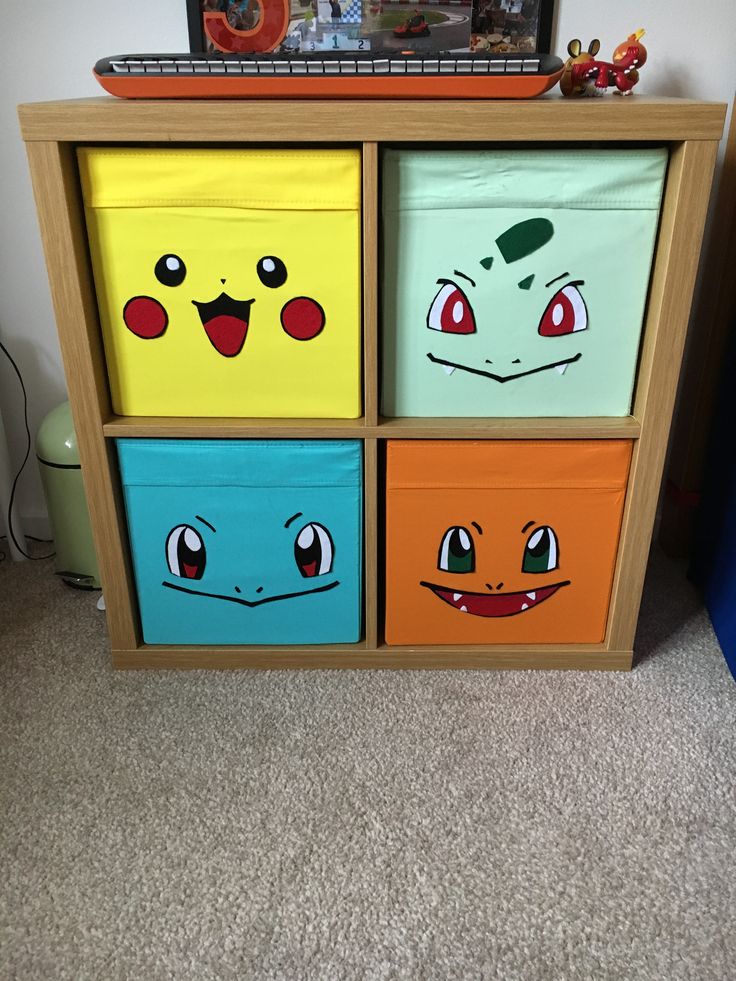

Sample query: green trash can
[36,402,101,589]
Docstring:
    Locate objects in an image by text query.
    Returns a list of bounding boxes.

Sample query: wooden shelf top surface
[103,414,641,439]
[18,95,726,143]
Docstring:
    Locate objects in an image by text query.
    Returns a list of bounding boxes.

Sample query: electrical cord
[0,337,55,561]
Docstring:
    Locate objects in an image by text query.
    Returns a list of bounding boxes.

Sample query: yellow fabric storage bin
[78,148,362,418]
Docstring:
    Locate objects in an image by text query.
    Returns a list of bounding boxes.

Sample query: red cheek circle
[123,296,168,339]
[280,296,325,341]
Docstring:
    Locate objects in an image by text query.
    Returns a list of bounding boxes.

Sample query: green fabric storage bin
[382,148,668,417]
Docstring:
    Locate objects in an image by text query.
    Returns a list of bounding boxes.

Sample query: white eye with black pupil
[166,524,206,579]
[294,522,334,578]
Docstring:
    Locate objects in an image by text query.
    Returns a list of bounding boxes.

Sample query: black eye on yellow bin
[154,254,187,287]
[438,526,475,574]
[257,256,288,289]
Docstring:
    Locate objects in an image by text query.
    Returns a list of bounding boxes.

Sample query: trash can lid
[36,401,80,467]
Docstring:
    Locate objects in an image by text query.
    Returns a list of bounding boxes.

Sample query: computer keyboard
[93,51,564,99]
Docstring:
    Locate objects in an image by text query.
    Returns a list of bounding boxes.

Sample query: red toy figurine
[561,29,647,97]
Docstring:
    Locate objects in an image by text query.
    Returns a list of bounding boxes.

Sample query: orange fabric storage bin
[385,440,632,646]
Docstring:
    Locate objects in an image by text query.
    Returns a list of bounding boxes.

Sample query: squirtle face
[161,509,340,609]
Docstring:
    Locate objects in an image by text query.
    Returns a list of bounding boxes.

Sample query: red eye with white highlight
[538,284,588,337]
[427,281,476,335]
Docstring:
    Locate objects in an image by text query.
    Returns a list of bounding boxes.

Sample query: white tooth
[443,365,456,375]
[453,593,462,602]
[526,592,536,601]
[555,363,568,375]
[521,603,529,611]
[460,605,468,613]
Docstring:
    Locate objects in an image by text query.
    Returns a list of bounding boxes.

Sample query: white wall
[554,0,735,105]
[0,0,734,533]
[0,0,187,535]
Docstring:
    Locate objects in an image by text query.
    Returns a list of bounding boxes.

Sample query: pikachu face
[80,148,362,418]
[116,218,328,357]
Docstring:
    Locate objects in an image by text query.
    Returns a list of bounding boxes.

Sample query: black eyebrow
[453,269,476,288]
[544,272,570,288]
[195,515,216,533]
[521,520,535,534]
[284,511,303,528]
[471,521,483,535]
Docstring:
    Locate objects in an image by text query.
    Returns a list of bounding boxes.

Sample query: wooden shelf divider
[102,415,641,440]
[362,142,379,428]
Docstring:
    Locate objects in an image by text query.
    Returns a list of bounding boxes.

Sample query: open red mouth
[420,580,571,618]
[192,292,254,357]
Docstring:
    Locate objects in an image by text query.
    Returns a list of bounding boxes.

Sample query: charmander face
[425,217,589,385]
[419,518,571,618]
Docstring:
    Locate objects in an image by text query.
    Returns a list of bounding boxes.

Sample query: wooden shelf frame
[19,97,725,671]
[100,415,642,439]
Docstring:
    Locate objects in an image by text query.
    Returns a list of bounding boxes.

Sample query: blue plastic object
[117,439,363,645]
[691,331,736,680]
[702,516,736,681]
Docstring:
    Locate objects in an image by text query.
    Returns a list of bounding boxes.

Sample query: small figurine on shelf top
[560,29,647,97]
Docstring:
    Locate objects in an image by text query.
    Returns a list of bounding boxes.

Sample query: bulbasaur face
[424,217,587,385]
[382,148,668,417]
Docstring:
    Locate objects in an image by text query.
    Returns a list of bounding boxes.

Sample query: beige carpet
[0,546,734,980]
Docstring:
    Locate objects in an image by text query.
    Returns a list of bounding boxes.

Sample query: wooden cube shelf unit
[19,97,725,671]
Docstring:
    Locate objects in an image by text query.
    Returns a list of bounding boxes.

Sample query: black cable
[0,534,53,543]
[0,337,55,561]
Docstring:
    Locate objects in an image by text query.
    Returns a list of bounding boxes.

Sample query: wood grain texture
[18,97,726,143]
[606,139,720,651]
[102,415,641,439]
[103,416,367,437]
[364,439,378,648]
[113,644,632,671]
[24,142,139,650]
[376,416,642,438]
[362,143,379,427]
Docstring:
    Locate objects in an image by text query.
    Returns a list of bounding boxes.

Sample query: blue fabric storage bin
[117,439,363,645]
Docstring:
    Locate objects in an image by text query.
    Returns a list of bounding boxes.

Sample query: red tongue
[204,315,248,357]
